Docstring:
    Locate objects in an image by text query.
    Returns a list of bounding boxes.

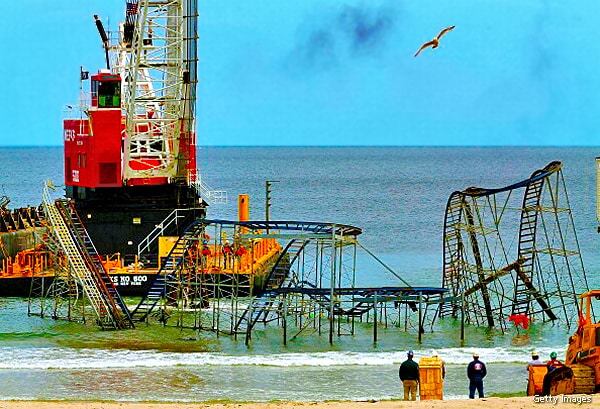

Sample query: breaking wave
[0,345,568,370]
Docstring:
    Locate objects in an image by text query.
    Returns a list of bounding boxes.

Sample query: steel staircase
[234,240,305,332]
[263,240,304,290]
[55,200,134,329]
[295,281,352,316]
[235,235,379,334]
[342,289,379,317]
[130,222,205,322]
[293,281,376,318]
[42,190,130,329]
[137,208,188,258]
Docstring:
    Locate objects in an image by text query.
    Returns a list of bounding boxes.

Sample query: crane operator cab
[91,71,121,109]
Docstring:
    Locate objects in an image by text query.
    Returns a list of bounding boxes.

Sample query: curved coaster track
[437,161,589,331]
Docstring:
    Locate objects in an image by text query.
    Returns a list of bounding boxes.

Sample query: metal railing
[194,176,227,205]
[137,208,189,258]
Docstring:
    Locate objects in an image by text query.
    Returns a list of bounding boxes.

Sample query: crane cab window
[91,76,121,108]
[98,80,121,108]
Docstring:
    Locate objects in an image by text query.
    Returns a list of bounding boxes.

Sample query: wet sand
[0,396,596,409]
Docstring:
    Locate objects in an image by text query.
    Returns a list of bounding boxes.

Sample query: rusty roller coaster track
[438,161,589,331]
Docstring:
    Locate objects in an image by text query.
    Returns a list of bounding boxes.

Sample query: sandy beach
[0,397,596,409]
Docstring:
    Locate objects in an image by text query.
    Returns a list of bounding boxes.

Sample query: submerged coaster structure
[131,219,447,344]
[437,161,589,331]
[30,205,447,343]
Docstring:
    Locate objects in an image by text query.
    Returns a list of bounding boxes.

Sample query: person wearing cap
[545,351,563,372]
[526,351,544,396]
[542,352,565,395]
[526,351,543,370]
[467,351,487,399]
[399,350,420,401]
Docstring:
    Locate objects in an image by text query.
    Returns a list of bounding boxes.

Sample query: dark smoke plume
[337,5,395,55]
[285,3,397,73]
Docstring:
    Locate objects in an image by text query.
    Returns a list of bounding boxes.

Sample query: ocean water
[0,146,599,402]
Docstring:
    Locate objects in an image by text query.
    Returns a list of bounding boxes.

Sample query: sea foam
[0,345,568,369]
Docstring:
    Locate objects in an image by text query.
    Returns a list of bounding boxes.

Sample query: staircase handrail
[42,184,112,326]
[137,208,189,258]
[58,200,134,328]
[193,175,227,205]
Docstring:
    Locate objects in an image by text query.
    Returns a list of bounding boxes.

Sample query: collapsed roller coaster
[437,161,589,332]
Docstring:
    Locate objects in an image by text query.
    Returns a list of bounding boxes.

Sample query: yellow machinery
[528,290,600,395]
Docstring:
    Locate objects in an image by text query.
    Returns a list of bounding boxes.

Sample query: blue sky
[1,1,599,147]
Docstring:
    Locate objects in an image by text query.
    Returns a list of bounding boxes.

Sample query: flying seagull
[414,25,455,57]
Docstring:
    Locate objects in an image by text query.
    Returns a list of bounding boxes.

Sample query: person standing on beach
[399,350,420,401]
[467,351,487,399]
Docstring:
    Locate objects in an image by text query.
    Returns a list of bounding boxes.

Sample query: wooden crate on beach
[419,356,444,400]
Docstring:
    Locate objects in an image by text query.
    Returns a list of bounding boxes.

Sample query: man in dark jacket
[467,351,487,399]
[399,350,420,400]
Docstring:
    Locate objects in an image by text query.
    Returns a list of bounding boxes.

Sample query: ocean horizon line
[0,145,597,149]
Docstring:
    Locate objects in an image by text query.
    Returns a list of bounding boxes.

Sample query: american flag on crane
[126,2,139,15]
